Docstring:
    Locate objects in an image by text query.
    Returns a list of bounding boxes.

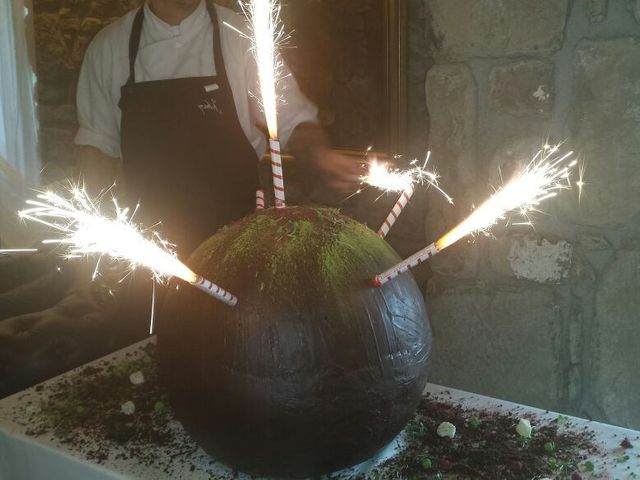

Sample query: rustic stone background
[28,0,640,430]
[419,0,640,430]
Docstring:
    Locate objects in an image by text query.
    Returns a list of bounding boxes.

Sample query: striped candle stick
[190,275,238,306]
[378,184,415,238]
[269,138,286,209]
[256,189,265,210]
[372,242,440,287]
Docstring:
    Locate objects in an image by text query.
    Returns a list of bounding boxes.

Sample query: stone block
[576,234,615,274]
[39,104,77,127]
[424,65,476,208]
[593,250,640,429]
[427,239,482,279]
[80,17,103,35]
[588,0,608,23]
[426,283,562,410]
[35,0,60,13]
[631,0,640,23]
[40,126,76,177]
[569,251,597,299]
[578,234,611,251]
[489,61,554,117]
[507,235,572,284]
[488,233,573,284]
[34,13,76,82]
[37,81,72,105]
[426,0,569,59]
[559,38,640,227]
[425,64,479,278]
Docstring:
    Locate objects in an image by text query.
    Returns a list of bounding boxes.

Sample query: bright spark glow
[361,151,454,204]
[18,187,198,285]
[240,0,285,140]
[149,282,156,335]
[436,146,577,251]
[363,161,413,192]
[576,161,587,203]
[0,248,38,254]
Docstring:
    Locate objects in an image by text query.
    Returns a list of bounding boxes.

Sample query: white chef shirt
[75,1,318,160]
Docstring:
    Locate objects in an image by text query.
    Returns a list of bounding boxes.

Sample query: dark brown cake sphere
[157,207,432,478]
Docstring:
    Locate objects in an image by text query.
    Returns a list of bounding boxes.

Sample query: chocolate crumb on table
[12,340,608,479]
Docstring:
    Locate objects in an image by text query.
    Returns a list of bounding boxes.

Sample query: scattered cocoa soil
[22,343,233,478]
[21,345,607,479]
[371,392,602,480]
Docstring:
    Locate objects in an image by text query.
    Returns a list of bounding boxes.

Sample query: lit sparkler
[373,145,578,287]
[361,152,453,202]
[378,184,414,238]
[360,151,453,238]
[240,0,287,208]
[18,186,237,306]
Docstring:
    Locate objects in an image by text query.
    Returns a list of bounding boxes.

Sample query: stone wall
[419,0,640,428]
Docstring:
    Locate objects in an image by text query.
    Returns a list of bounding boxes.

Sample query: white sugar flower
[129,371,145,385]
[121,401,136,416]
[516,418,532,438]
[436,421,456,439]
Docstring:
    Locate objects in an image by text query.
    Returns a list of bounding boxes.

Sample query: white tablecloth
[1,339,638,479]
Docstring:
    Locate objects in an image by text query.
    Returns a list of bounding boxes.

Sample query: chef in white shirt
[75,0,360,255]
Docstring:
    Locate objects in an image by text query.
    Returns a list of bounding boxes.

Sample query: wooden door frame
[384,0,407,155]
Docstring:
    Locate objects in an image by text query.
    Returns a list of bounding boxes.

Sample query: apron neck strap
[206,2,230,90]
[125,2,230,88]
[127,7,144,86]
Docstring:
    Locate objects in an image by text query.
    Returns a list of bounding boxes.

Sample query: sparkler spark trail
[0,249,38,254]
[18,186,238,306]
[149,282,157,335]
[576,161,586,203]
[361,152,454,204]
[240,0,285,140]
[436,146,575,251]
[373,145,579,287]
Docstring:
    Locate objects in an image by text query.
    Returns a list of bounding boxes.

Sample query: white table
[1,339,638,479]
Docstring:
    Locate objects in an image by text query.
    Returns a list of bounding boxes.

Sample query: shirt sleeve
[74,33,122,159]
[275,63,319,148]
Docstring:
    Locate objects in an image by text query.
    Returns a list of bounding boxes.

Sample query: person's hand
[287,122,369,192]
[309,147,365,192]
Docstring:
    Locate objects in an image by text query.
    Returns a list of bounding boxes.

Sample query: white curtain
[0,0,40,247]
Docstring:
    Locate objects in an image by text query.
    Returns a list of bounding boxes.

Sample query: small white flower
[25,404,40,416]
[436,421,456,439]
[129,371,145,385]
[120,401,136,416]
[516,418,532,438]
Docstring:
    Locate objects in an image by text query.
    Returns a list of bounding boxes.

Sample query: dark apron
[117,3,259,328]
[120,2,259,257]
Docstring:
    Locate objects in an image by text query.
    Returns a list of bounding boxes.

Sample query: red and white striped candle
[191,275,238,306]
[378,185,415,238]
[256,189,265,210]
[372,242,440,287]
[269,138,286,209]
